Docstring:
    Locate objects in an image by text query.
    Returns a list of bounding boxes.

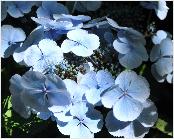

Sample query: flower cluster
[1,1,172,138]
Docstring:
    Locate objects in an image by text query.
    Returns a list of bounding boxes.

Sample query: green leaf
[155,118,173,136]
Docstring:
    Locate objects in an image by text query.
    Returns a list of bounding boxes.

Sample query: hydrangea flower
[55,102,103,138]
[105,99,158,138]
[140,1,169,20]
[101,70,150,121]
[150,30,173,83]
[1,25,26,58]
[63,79,87,104]
[79,70,115,105]
[48,79,88,121]
[5,1,36,18]
[36,1,69,19]
[61,29,100,57]
[9,71,71,118]
[14,39,63,73]
[107,17,148,69]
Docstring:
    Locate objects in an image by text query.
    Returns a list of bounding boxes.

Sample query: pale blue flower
[61,29,100,57]
[105,99,158,138]
[9,71,71,118]
[107,17,148,69]
[150,30,173,83]
[1,25,26,58]
[101,70,150,121]
[79,70,115,105]
[55,102,103,138]
[16,39,64,73]
[141,1,169,20]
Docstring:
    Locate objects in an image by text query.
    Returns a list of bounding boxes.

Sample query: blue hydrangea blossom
[61,29,100,57]
[105,99,158,138]
[101,70,150,121]
[79,70,115,105]
[9,71,71,118]
[48,78,88,122]
[55,102,103,138]
[1,25,26,58]
[16,39,63,73]
[150,30,173,83]
[107,17,148,69]
[141,1,169,20]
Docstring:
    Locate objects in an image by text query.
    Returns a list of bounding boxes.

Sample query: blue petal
[160,38,173,56]
[56,118,79,135]
[105,110,130,133]
[127,76,150,103]
[118,50,143,69]
[152,30,167,45]
[151,64,165,83]
[9,74,31,118]
[6,2,24,18]
[113,39,132,54]
[36,6,50,18]
[70,102,88,117]
[101,86,123,108]
[85,106,103,133]
[113,95,143,121]
[79,71,98,88]
[155,1,169,20]
[115,70,138,91]
[155,57,173,77]
[96,70,115,87]
[166,73,173,84]
[150,45,161,62]
[22,26,44,49]
[70,122,94,138]
[137,99,158,127]
[85,88,101,105]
